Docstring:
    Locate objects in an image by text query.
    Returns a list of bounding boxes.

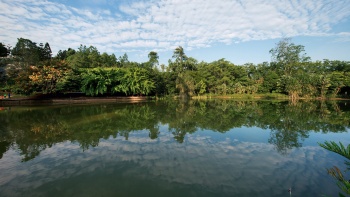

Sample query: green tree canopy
[0,42,9,57]
[269,38,310,76]
[148,51,159,69]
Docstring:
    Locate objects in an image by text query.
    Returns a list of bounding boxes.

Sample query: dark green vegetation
[1,100,349,161]
[319,141,350,196]
[1,38,350,99]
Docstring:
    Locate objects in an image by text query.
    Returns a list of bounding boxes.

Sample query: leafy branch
[319,141,350,196]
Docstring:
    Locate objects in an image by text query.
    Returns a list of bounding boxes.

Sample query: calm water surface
[0,100,349,197]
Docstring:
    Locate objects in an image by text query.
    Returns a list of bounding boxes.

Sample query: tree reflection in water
[0,100,349,161]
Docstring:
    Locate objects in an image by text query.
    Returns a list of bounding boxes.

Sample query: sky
[0,0,350,65]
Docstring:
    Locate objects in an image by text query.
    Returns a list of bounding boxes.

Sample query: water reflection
[0,129,346,197]
[0,100,349,161]
[0,100,349,197]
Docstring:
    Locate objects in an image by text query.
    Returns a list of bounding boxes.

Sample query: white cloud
[0,0,349,57]
[0,131,343,196]
[119,1,152,16]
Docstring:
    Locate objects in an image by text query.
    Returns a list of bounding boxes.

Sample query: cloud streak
[0,0,349,56]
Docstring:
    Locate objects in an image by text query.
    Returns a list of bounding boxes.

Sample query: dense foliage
[1,37,349,98]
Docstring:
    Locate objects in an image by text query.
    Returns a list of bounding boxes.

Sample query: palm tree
[172,46,187,65]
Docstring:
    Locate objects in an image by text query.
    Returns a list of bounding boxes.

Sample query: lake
[0,100,349,197]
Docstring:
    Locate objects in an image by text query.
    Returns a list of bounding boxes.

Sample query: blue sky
[0,0,349,65]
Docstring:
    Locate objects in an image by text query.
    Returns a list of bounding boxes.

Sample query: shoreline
[0,96,151,106]
[1,94,349,106]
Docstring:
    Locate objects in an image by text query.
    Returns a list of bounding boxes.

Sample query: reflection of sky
[205,126,271,143]
[303,130,350,146]
[0,124,347,197]
[224,126,350,146]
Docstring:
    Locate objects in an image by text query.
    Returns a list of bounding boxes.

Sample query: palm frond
[318,141,350,160]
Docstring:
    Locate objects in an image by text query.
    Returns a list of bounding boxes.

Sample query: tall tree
[170,46,188,73]
[101,52,117,67]
[147,51,159,69]
[172,46,187,64]
[55,48,76,60]
[118,53,129,67]
[38,42,52,61]
[11,38,41,65]
[66,45,102,68]
[43,42,52,60]
[269,38,310,76]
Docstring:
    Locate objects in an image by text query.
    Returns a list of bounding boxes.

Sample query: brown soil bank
[0,93,151,106]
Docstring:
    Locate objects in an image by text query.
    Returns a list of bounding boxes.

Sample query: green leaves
[147,51,159,69]
[0,42,9,57]
[319,141,350,196]
[81,68,117,96]
[80,67,155,96]
[270,38,310,73]
[66,45,119,68]
[3,37,350,99]
[11,38,52,66]
[319,141,350,160]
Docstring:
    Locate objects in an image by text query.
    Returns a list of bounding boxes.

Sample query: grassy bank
[192,93,289,100]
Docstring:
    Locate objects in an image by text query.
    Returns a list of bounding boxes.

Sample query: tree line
[0,37,349,99]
